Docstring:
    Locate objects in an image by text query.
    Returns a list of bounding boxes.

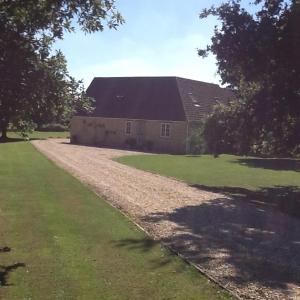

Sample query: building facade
[70,76,233,153]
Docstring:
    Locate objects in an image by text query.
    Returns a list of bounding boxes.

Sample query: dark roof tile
[85,76,234,122]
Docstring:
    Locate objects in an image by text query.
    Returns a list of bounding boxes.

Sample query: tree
[199,0,300,156]
[0,0,123,139]
[28,52,95,128]
[203,81,260,155]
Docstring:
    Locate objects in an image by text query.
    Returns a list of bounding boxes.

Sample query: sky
[54,0,253,88]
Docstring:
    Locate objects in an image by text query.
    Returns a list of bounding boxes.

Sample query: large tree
[0,0,123,139]
[199,0,300,156]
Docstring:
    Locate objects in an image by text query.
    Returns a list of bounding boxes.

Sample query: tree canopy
[0,0,123,139]
[199,0,300,156]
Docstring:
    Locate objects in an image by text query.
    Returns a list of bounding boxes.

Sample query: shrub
[291,144,300,159]
[37,123,68,132]
[144,140,154,151]
[13,120,37,139]
[70,135,78,144]
[187,124,206,155]
[189,133,206,154]
[125,137,137,149]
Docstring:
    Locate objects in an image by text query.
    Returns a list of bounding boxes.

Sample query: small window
[161,123,171,137]
[116,95,124,101]
[125,121,132,135]
[214,97,222,104]
[188,92,198,104]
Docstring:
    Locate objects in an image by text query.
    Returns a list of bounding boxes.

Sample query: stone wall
[70,116,188,154]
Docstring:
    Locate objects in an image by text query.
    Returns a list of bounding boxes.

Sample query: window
[116,95,124,101]
[161,123,171,137]
[125,121,132,135]
[188,92,201,107]
[214,97,222,104]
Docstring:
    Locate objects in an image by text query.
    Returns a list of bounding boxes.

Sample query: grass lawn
[9,130,69,140]
[0,135,234,300]
[118,154,300,218]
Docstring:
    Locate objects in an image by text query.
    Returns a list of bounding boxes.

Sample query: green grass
[118,154,300,217]
[9,130,69,140]
[0,139,234,300]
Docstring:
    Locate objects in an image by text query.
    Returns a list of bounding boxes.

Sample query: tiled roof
[85,76,234,122]
[176,77,234,122]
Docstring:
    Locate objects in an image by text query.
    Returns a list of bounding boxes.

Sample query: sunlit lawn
[0,134,234,300]
[118,154,300,218]
[8,130,69,140]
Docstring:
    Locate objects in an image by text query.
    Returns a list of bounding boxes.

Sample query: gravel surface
[32,139,300,300]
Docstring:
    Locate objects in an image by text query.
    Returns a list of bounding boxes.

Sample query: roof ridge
[175,77,189,122]
[175,76,221,87]
[93,76,178,79]
[92,76,220,87]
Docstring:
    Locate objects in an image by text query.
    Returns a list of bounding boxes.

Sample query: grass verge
[7,130,69,140]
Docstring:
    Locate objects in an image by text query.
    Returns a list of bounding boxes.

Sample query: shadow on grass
[0,137,25,143]
[113,238,158,252]
[0,137,43,144]
[0,247,25,287]
[141,196,300,298]
[234,157,300,172]
[0,263,26,287]
[0,247,11,253]
[112,238,173,269]
[191,184,300,219]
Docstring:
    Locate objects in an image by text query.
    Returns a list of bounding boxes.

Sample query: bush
[37,123,68,132]
[291,144,300,158]
[187,122,206,154]
[144,140,154,151]
[12,120,37,139]
[70,135,78,144]
[187,126,206,155]
[124,137,137,149]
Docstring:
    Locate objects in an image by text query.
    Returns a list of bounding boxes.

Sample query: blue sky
[54,0,253,87]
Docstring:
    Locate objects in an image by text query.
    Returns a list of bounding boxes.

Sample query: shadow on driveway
[139,196,300,299]
[191,185,300,219]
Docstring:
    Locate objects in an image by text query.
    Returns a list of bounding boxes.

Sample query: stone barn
[70,76,233,153]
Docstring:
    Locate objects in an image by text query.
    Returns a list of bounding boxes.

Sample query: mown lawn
[0,136,234,300]
[9,130,69,140]
[118,154,300,218]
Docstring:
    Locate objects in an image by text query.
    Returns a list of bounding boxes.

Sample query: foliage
[8,130,69,140]
[187,123,206,155]
[199,0,300,156]
[13,120,37,139]
[144,140,154,151]
[0,0,124,139]
[202,105,231,157]
[28,52,96,127]
[37,123,68,132]
[203,81,259,156]
[125,137,137,149]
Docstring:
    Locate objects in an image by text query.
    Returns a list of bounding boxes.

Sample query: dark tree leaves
[0,0,123,139]
[199,0,300,156]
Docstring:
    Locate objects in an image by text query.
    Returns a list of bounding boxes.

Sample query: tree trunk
[0,122,8,141]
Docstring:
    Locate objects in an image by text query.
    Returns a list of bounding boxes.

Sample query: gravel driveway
[32,139,300,300]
